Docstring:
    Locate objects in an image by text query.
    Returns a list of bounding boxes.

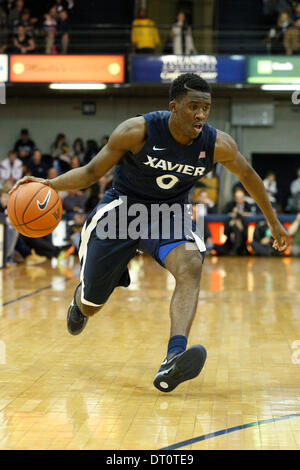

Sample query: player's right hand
[9,176,49,195]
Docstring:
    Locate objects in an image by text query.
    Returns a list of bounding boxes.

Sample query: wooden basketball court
[0,254,300,450]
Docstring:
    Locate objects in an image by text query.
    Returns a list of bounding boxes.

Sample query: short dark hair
[169,73,211,101]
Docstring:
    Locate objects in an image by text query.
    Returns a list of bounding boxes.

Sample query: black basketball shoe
[67,297,88,335]
[153,345,207,392]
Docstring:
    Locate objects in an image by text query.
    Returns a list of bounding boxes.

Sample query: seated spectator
[71,138,85,164]
[15,8,38,35]
[70,155,81,169]
[224,187,253,217]
[56,9,70,53]
[0,188,21,264]
[44,5,57,54]
[287,212,300,256]
[193,189,216,215]
[47,166,67,200]
[170,11,197,55]
[26,149,49,179]
[56,144,72,173]
[131,8,160,54]
[284,17,300,54]
[14,128,35,162]
[215,188,251,256]
[251,219,280,256]
[12,24,36,53]
[17,234,61,261]
[68,211,86,252]
[265,11,292,53]
[291,1,300,22]
[63,190,87,219]
[287,167,300,211]
[0,150,23,182]
[8,0,24,29]
[51,133,67,159]
[263,171,278,207]
[84,139,99,165]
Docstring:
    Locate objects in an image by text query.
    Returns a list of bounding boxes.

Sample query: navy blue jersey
[113,110,217,203]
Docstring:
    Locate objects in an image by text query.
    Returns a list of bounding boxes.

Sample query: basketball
[7,182,63,238]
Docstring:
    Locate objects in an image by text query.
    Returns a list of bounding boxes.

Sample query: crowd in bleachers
[1,128,300,266]
[263,0,300,54]
[0,0,73,54]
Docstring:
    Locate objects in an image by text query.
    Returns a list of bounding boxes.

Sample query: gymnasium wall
[0,96,299,160]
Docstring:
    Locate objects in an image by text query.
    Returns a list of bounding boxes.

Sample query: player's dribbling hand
[9,176,49,195]
[269,221,290,251]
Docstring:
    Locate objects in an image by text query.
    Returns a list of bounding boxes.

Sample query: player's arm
[214,130,290,251]
[10,117,146,194]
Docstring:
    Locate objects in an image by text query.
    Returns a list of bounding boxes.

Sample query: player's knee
[176,252,203,282]
[80,304,103,317]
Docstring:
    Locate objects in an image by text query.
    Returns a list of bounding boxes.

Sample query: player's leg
[153,241,207,392]
[164,242,203,337]
[67,191,136,335]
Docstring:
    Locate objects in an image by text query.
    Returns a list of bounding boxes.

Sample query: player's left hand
[268,221,290,251]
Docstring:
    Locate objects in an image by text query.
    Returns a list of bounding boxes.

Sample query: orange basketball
[7,182,63,238]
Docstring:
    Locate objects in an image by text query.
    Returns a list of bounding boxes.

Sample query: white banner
[0,55,8,82]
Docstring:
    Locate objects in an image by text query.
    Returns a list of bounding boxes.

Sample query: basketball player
[11,73,290,392]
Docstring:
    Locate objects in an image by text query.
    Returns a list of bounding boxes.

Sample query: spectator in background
[47,166,67,200]
[84,139,99,165]
[14,128,35,162]
[70,155,81,169]
[51,133,67,159]
[71,138,85,164]
[263,171,278,207]
[224,187,253,217]
[3,0,15,16]
[16,8,38,35]
[193,189,216,215]
[56,9,70,53]
[291,1,300,21]
[287,212,300,256]
[62,190,87,219]
[12,24,36,53]
[131,8,160,54]
[291,167,300,195]
[284,17,300,54]
[44,5,57,54]
[52,0,70,13]
[170,11,197,55]
[265,11,292,53]
[26,149,49,179]
[288,167,300,211]
[0,150,23,181]
[251,219,281,256]
[0,187,23,264]
[100,135,109,150]
[8,0,24,28]
[55,144,72,173]
[215,188,252,256]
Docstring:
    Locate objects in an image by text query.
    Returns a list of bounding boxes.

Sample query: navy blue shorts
[78,188,206,306]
